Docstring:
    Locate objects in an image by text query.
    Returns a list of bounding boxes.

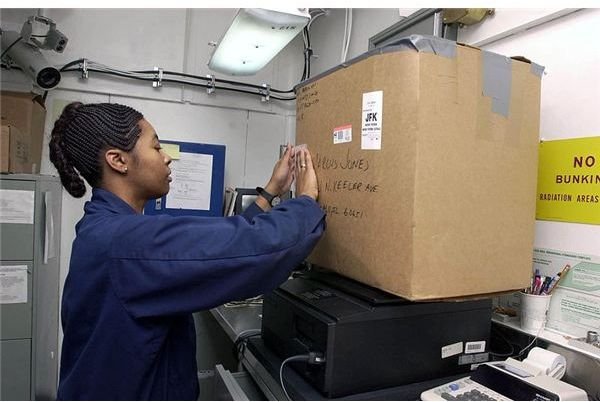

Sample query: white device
[1,16,68,89]
[420,360,588,401]
[208,8,310,76]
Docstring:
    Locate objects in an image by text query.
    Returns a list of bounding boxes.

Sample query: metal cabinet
[213,364,265,401]
[0,174,62,401]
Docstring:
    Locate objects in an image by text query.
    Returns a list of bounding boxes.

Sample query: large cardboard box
[0,91,46,173]
[296,35,543,300]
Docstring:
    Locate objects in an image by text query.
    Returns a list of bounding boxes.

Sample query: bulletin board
[144,140,225,217]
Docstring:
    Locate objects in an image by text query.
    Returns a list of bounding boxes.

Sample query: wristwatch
[256,186,281,207]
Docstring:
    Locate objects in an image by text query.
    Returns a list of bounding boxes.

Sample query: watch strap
[256,186,276,205]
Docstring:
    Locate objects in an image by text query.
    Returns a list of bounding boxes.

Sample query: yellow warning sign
[536,137,600,224]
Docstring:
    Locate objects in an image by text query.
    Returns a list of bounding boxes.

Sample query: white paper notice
[166,152,213,210]
[0,189,35,224]
[0,265,28,304]
[361,90,383,150]
[44,192,55,264]
[531,248,600,338]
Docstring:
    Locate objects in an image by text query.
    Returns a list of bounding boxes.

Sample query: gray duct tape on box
[482,50,512,117]
[382,34,457,58]
[297,35,457,89]
[530,62,545,78]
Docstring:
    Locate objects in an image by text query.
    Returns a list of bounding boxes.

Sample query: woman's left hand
[265,144,294,196]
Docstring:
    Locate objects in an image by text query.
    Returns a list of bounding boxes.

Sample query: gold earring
[123,167,128,174]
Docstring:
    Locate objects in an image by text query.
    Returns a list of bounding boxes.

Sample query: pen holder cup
[520,292,552,332]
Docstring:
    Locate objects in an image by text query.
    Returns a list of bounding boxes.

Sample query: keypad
[433,378,509,401]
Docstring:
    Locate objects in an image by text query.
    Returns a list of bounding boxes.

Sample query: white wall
[308,8,404,77]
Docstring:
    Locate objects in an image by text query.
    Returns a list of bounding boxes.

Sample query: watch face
[272,196,281,206]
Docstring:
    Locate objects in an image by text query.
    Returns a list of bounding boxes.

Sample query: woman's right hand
[295,148,319,201]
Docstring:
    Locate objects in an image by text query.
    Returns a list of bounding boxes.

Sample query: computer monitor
[233,188,259,215]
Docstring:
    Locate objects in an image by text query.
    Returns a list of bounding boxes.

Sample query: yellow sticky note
[160,143,180,160]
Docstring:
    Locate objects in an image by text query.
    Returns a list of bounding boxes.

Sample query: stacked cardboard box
[1,91,46,173]
[296,35,543,300]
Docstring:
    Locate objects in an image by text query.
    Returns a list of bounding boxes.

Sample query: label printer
[261,269,493,398]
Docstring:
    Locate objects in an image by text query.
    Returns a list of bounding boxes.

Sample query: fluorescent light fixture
[208,8,310,76]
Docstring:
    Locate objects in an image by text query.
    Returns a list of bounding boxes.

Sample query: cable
[59,61,296,101]
[340,9,348,63]
[279,355,309,400]
[279,352,325,400]
[59,59,297,101]
[345,9,353,61]
[307,11,326,31]
[224,295,263,308]
[59,58,85,71]
[515,324,545,359]
[490,326,516,358]
[1,35,23,60]
[232,330,261,362]
[340,8,353,63]
[300,28,308,81]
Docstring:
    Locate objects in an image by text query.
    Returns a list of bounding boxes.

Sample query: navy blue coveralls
[57,188,325,400]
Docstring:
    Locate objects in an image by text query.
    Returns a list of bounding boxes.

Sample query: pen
[541,275,556,295]
[540,276,552,294]
[548,264,571,295]
[533,274,542,295]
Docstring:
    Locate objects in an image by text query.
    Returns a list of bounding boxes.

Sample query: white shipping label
[361,91,383,150]
[0,265,28,304]
[465,341,486,354]
[0,189,35,224]
[441,342,463,359]
[333,124,352,144]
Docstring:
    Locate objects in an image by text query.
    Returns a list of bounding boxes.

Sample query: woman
[49,102,325,400]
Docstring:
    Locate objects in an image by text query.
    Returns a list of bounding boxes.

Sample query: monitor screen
[233,188,259,215]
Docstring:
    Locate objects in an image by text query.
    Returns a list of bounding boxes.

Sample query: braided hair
[49,102,143,198]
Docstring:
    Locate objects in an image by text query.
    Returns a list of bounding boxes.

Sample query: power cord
[515,325,544,359]
[279,352,325,400]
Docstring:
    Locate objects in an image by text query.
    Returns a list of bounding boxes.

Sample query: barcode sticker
[465,341,486,354]
[333,124,352,144]
[441,342,463,359]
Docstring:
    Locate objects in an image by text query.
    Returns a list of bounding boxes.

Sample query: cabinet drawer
[0,338,31,401]
[0,180,35,261]
[213,364,265,401]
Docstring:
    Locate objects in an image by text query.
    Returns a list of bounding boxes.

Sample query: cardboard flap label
[361,91,383,150]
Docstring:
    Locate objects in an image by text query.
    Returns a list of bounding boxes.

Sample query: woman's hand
[295,148,318,201]
[264,144,294,196]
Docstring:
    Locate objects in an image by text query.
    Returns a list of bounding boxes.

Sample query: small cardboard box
[0,125,9,172]
[1,124,31,173]
[296,36,543,300]
[0,91,46,173]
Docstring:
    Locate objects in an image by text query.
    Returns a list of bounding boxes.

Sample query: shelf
[492,318,600,360]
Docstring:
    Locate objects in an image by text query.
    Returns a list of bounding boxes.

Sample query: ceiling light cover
[208,8,310,76]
